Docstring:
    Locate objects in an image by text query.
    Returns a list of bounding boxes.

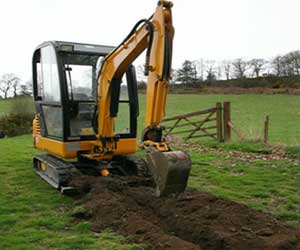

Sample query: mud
[71,176,300,250]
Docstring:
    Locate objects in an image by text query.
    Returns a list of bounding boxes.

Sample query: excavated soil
[70,176,300,250]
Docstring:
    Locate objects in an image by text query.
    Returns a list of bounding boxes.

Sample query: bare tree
[272,56,284,76]
[232,58,248,79]
[249,58,267,78]
[170,68,177,84]
[12,77,21,97]
[271,51,300,77]
[19,80,33,96]
[290,51,300,75]
[282,51,300,76]
[221,60,232,80]
[216,65,222,80]
[0,73,20,99]
[204,60,216,82]
[282,55,294,76]
[193,59,205,81]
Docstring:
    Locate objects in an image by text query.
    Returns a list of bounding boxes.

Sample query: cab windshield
[62,53,104,101]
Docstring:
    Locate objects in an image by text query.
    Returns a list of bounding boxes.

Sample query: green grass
[0,98,16,116]
[0,97,34,116]
[187,150,300,226]
[1,135,300,239]
[0,135,143,250]
[1,94,300,249]
[137,94,300,146]
[162,94,300,146]
[2,94,300,145]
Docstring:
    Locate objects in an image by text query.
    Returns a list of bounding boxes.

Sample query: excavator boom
[92,0,191,196]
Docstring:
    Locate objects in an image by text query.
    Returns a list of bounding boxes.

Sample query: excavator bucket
[146,150,192,197]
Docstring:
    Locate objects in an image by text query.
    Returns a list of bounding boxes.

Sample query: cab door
[33,45,64,140]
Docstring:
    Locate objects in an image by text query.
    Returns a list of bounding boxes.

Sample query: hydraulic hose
[92,17,154,133]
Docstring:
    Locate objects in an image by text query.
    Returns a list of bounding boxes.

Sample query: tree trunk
[255,70,259,78]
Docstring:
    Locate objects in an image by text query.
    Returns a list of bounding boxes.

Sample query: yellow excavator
[32,0,191,196]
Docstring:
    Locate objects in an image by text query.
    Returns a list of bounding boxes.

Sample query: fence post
[216,102,223,142]
[223,102,231,142]
[264,115,269,144]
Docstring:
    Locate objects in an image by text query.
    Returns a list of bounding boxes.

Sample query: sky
[1,0,300,82]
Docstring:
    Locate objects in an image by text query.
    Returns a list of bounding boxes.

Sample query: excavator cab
[32,41,142,191]
[32,41,139,153]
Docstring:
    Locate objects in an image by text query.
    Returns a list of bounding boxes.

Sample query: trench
[71,176,300,250]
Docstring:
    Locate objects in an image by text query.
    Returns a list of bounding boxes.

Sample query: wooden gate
[162,102,231,142]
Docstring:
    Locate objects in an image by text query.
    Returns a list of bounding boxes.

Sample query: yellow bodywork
[33,132,137,159]
[33,113,137,159]
[95,0,174,154]
[33,0,174,160]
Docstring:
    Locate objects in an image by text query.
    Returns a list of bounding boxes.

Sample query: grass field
[0,98,14,116]
[138,94,300,146]
[1,94,300,249]
[1,135,300,250]
[162,94,300,146]
[2,94,299,145]
[188,149,300,226]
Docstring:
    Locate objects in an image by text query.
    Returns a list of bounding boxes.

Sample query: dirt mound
[71,176,300,250]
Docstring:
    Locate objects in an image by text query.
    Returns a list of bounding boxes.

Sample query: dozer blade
[146,150,192,197]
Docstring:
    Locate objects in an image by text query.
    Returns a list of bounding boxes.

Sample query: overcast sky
[1,0,300,81]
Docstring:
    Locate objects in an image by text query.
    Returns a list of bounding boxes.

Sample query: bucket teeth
[146,150,192,197]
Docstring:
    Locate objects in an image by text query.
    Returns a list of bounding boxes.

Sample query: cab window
[39,46,61,102]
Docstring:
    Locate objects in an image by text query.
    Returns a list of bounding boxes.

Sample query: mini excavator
[32,1,191,196]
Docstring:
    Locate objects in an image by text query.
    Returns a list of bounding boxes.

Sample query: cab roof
[35,41,115,55]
